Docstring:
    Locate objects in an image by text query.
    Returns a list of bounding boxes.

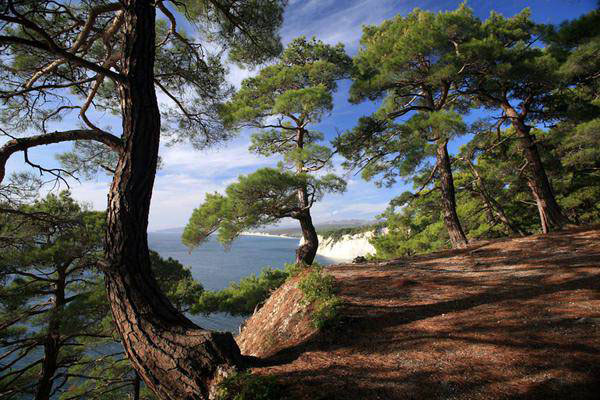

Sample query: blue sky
[4,0,596,231]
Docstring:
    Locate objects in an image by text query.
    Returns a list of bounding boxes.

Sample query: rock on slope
[237,271,319,358]
[237,227,600,400]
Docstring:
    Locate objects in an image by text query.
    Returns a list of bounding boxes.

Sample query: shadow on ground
[241,227,600,400]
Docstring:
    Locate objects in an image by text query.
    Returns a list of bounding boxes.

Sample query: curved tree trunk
[503,105,569,233]
[436,140,468,248]
[103,2,242,399]
[293,126,319,265]
[296,210,318,265]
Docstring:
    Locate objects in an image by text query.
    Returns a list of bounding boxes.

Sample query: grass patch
[215,371,285,400]
[297,265,342,329]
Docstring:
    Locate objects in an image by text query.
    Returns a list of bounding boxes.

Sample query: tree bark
[103,2,241,399]
[502,104,569,233]
[466,159,526,236]
[34,266,67,400]
[296,209,318,265]
[293,127,319,265]
[436,140,468,248]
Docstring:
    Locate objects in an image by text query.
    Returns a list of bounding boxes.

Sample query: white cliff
[300,231,377,261]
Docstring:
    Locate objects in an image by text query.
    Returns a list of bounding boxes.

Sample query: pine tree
[0,2,286,397]
[337,6,476,248]
[0,192,203,399]
[183,37,350,265]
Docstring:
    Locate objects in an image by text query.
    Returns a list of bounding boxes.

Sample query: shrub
[215,371,284,400]
[192,267,288,316]
[297,265,341,329]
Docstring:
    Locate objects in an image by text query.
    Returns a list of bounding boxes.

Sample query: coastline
[240,232,298,240]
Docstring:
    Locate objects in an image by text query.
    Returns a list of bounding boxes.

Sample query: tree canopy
[0,192,203,399]
[1,1,288,398]
[184,37,349,264]
[337,6,477,248]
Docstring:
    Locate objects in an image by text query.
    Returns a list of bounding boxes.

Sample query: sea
[147,231,336,333]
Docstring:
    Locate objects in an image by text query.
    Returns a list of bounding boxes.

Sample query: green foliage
[0,192,203,399]
[371,193,450,258]
[190,261,304,318]
[192,268,288,316]
[215,371,285,400]
[452,7,564,119]
[372,113,600,259]
[221,36,351,129]
[183,168,345,251]
[182,0,286,66]
[189,261,341,329]
[318,224,379,245]
[183,168,342,249]
[297,265,341,329]
[336,111,466,188]
[150,250,204,312]
[350,4,474,110]
[185,36,350,261]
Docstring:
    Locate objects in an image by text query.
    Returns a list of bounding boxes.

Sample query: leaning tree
[337,6,475,248]
[0,1,285,398]
[183,37,350,265]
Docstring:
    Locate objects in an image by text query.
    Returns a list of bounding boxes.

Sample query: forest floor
[237,226,600,400]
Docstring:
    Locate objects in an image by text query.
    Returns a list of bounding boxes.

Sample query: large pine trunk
[517,129,569,233]
[503,105,569,233]
[296,210,319,265]
[103,2,242,399]
[436,140,468,248]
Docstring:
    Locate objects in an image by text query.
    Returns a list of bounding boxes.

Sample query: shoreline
[240,232,298,240]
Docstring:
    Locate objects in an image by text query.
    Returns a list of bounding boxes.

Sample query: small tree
[183,37,350,264]
[337,6,475,248]
[456,126,528,237]
[0,192,202,399]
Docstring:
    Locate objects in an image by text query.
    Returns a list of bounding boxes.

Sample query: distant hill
[255,219,377,238]
[151,219,376,237]
[151,227,184,234]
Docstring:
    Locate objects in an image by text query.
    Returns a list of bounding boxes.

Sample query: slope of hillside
[237,227,600,400]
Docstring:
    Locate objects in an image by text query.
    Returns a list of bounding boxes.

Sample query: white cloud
[282,0,398,51]
[160,140,277,176]
[227,63,257,89]
[66,173,226,231]
[69,180,111,211]
[149,174,226,231]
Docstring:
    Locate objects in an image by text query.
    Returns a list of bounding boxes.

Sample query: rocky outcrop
[236,271,318,358]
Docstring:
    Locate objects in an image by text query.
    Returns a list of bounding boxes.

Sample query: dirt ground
[239,227,600,399]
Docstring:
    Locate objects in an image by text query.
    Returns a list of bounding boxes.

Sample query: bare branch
[0,129,123,183]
